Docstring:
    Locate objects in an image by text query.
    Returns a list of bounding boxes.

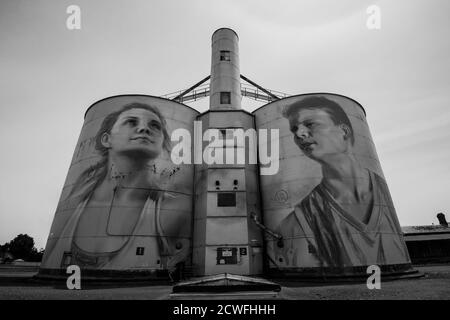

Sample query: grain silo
[39,95,198,279]
[254,93,413,278]
[39,28,415,281]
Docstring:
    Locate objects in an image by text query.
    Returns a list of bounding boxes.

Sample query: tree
[1,234,45,262]
[28,247,45,262]
[8,234,35,260]
[0,243,10,252]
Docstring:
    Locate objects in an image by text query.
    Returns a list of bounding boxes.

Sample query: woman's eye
[126,119,137,126]
[150,122,162,131]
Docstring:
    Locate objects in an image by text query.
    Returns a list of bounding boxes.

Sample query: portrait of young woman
[42,102,191,275]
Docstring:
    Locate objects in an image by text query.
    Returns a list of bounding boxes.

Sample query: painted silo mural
[40,96,198,276]
[37,29,418,281]
[254,93,412,276]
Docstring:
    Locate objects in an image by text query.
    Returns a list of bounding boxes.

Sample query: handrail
[160,77,290,104]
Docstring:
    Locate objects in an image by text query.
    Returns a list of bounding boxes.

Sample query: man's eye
[126,119,137,126]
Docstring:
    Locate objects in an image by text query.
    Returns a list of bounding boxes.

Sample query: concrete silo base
[171,273,281,293]
[35,268,176,284]
[267,264,423,283]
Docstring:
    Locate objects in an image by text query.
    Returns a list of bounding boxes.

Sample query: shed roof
[402,225,450,235]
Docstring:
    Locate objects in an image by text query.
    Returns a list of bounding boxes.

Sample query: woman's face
[102,108,165,159]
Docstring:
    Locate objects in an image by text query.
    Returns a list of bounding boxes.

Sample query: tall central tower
[209,29,242,110]
[191,28,264,276]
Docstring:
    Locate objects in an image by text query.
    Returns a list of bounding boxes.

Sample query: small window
[220,92,231,104]
[220,50,231,61]
[136,247,145,255]
[217,192,236,207]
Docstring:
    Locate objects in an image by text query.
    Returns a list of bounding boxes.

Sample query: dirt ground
[0,265,449,300]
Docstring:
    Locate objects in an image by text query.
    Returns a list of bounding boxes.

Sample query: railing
[160,79,289,104]
[161,83,210,103]
[240,84,289,102]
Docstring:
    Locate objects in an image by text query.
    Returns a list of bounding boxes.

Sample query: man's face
[103,108,164,159]
[288,108,349,160]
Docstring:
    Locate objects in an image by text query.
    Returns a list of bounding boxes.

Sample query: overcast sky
[1,0,449,249]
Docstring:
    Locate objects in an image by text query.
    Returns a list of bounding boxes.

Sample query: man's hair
[282,96,355,145]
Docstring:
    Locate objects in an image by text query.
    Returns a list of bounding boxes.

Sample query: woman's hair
[67,102,171,202]
[283,96,355,145]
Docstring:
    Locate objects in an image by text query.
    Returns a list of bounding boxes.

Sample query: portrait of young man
[273,96,411,271]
